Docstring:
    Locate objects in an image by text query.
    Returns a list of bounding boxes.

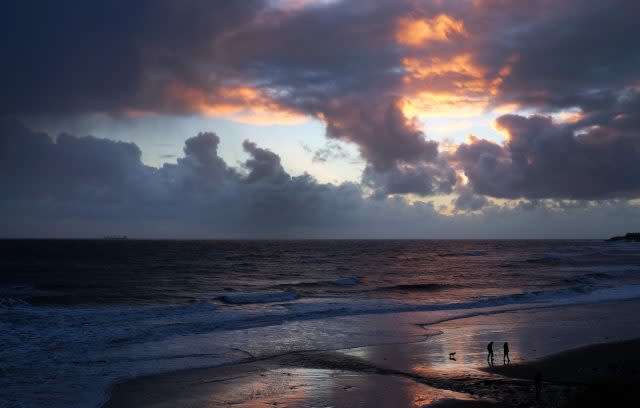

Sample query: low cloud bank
[2,119,638,238]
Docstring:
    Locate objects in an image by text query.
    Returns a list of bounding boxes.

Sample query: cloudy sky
[2,0,639,238]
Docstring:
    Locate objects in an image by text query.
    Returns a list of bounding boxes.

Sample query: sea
[2,239,640,408]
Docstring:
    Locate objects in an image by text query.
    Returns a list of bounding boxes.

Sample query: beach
[4,239,640,407]
[102,298,640,407]
[5,0,640,406]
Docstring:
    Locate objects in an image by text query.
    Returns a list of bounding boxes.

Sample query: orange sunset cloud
[164,84,307,125]
[396,14,467,46]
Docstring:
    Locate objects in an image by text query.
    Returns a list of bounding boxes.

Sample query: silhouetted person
[503,342,510,364]
[534,371,542,401]
[449,352,456,360]
[487,341,494,365]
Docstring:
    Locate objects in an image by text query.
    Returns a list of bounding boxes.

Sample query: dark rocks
[606,233,640,242]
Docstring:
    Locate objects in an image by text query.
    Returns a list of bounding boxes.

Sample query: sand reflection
[215,367,471,407]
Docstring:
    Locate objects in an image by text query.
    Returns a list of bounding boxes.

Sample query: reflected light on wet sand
[216,367,472,407]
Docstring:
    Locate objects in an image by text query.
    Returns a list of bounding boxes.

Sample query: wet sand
[102,299,640,407]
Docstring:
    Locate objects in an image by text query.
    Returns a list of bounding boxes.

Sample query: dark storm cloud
[443,0,640,201]
[0,119,152,203]
[362,160,456,199]
[241,140,290,183]
[215,2,399,95]
[2,120,640,238]
[569,89,640,136]
[455,114,640,200]
[4,0,639,118]
[3,0,640,204]
[485,0,640,111]
[1,0,456,196]
[0,0,406,117]
[0,0,265,115]
[0,118,363,236]
[215,0,453,194]
[181,132,229,174]
[322,98,439,171]
[452,187,489,212]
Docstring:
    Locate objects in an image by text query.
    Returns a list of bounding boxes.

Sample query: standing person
[487,341,494,365]
[503,342,510,364]
[534,372,542,401]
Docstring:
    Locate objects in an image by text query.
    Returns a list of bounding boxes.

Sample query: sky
[1,0,640,238]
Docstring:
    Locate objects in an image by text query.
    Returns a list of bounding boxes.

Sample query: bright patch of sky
[24,114,365,185]
[419,111,505,146]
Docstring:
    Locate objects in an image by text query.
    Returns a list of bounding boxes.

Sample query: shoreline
[102,299,640,407]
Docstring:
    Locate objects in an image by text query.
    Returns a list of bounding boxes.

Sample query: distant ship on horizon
[103,235,128,240]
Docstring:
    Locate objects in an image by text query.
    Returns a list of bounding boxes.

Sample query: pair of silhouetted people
[486,342,541,401]
[487,341,510,366]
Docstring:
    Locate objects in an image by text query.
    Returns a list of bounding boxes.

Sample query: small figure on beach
[503,342,510,364]
[487,341,494,365]
[449,352,456,360]
[534,371,542,401]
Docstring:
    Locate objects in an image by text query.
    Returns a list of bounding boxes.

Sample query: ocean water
[2,239,640,407]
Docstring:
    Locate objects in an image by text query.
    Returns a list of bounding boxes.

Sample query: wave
[438,250,488,257]
[523,247,640,265]
[5,280,634,362]
[562,272,611,285]
[570,265,640,274]
[374,283,453,292]
[0,296,31,309]
[281,284,640,323]
[218,290,299,305]
[274,277,359,289]
[0,283,36,293]
[7,283,638,345]
[559,265,640,284]
[523,255,574,264]
[0,298,217,324]
[328,277,359,286]
[0,284,59,303]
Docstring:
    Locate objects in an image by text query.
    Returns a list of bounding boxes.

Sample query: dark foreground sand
[483,339,640,407]
[103,300,640,407]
